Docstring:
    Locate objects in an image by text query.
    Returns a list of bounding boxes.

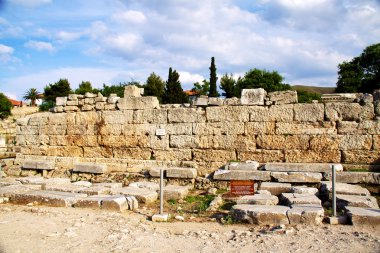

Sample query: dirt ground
[0,204,379,253]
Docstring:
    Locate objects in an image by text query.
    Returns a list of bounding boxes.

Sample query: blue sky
[0,0,379,100]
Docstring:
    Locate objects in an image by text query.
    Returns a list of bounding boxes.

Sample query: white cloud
[9,0,52,7]
[55,31,82,42]
[178,71,205,89]
[112,10,147,24]
[24,40,55,52]
[0,44,14,63]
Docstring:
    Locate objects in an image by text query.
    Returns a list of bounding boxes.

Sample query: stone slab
[78,185,111,196]
[291,186,318,195]
[166,167,197,179]
[101,195,129,211]
[117,97,159,110]
[126,196,139,210]
[72,181,92,187]
[320,181,370,196]
[152,213,169,222]
[95,182,123,189]
[11,190,87,207]
[74,195,105,208]
[149,167,165,177]
[15,177,45,185]
[259,182,292,196]
[236,194,279,205]
[324,172,380,185]
[213,170,271,181]
[112,187,158,204]
[267,90,298,105]
[164,185,189,200]
[129,182,160,191]
[0,184,37,198]
[287,204,324,225]
[231,204,290,225]
[280,193,322,206]
[226,161,259,171]
[346,206,380,227]
[271,172,322,183]
[41,184,87,193]
[337,194,379,209]
[241,88,266,105]
[73,163,107,174]
[264,163,343,173]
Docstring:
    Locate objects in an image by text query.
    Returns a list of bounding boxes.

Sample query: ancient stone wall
[14,88,380,176]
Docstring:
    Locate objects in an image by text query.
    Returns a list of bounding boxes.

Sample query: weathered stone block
[11,190,87,207]
[113,187,158,204]
[226,161,259,171]
[342,150,380,164]
[113,148,151,160]
[276,122,336,135]
[153,149,192,161]
[224,97,240,105]
[294,104,324,122]
[83,147,113,158]
[280,193,322,206]
[193,96,208,107]
[208,97,224,106]
[339,135,372,150]
[168,108,206,123]
[323,172,380,185]
[159,123,192,135]
[291,186,318,195]
[107,96,120,104]
[206,106,249,122]
[82,104,94,111]
[56,97,67,106]
[309,135,340,150]
[285,150,341,163]
[319,181,370,196]
[337,194,379,209]
[256,134,309,150]
[66,100,79,106]
[325,102,375,121]
[102,110,134,124]
[249,105,294,122]
[170,135,196,149]
[129,182,160,191]
[124,85,143,97]
[164,185,189,200]
[346,206,380,227]
[213,169,271,181]
[271,172,322,183]
[117,97,159,110]
[287,204,324,225]
[85,92,96,98]
[75,195,104,208]
[237,150,284,163]
[101,195,129,211]
[259,182,292,195]
[196,134,255,151]
[264,163,343,173]
[231,204,290,225]
[193,149,236,162]
[241,88,266,105]
[267,90,297,105]
[166,167,197,179]
[134,109,168,124]
[73,163,107,174]
[246,122,276,134]
[236,194,279,205]
[193,122,245,135]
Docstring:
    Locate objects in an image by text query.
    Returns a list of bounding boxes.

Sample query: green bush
[296,90,321,103]
[39,100,55,111]
[0,93,12,119]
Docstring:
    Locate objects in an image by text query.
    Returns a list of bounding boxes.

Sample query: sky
[0,0,379,100]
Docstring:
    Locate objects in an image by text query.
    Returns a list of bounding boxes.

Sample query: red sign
[230,180,255,195]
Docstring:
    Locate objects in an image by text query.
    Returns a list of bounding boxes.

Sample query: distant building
[184,90,200,102]
[7,98,23,107]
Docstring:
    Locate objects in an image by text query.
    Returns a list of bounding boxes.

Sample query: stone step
[16,177,71,185]
[337,194,379,209]
[320,181,370,196]
[264,163,343,173]
[236,194,279,205]
[271,172,322,183]
[10,190,87,207]
[213,170,271,181]
[287,204,324,225]
[259,182,291,196]
[225,161,259,171]
[42,183,88,193]
[291,186,318,195]
[73,163,107,174]
[164,185,189,200]
[22,160,55,170]
[0,184,39,198]
[280,193,322,206]
[149,167,197,179]
[112,187,158,204]
[346,206,380,227]
[231,204,290,225]
[129,182,160,191]
[75,195,137,211]
[323,172,380,185]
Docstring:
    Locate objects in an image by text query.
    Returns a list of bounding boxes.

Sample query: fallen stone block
[149,167,165,177]
[280,193,322,206]
[124,85,143,97]
[164,185,189,200]
[323,172,380,185]
[129,182,160,191]
[213,170,271,181]
[271,172,322,183]
[42,184,87,193]
[126,196,139,210]
[291,186,318,195]
[16,177,45,185]
[11,190,87,207]
[73,163,107,174]
[0,178,22,187]
[36,161,55,170]
[226,161,259,171]
[0,184,37,198]
[337,194,379,209]
[95,182,123,189]
[113,187,158,204]
[193,96,208,107]
[231,204,290,225]
[101,195,129,211]
[208,97,224,106]
[241,88,266,105]
[152,213,169,222]
[56,97,67,106]
[259,182,292,196]
[72,181,92,187]
[236,194,279,205]
[78,185,111,196]
[346,206,380,227]
[287,204,324,225]
[75,195,105,208]
[264,163,343,173]
[320,181,370,196]
[267,90,297,105]
[166,167,197,179]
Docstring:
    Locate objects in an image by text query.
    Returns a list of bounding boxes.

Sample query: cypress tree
[162,67,188,104]
[208,57,219,97]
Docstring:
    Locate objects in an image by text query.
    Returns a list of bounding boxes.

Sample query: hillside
[292,85,336,94]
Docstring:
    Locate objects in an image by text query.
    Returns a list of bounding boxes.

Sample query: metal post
[159,168,164,215]
[332,165,337,217]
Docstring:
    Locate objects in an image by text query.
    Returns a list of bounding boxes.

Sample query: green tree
[43,78,72,103]
[23,88,40,106]
[0,93,12,119]
[162,67,188,104]
[336,43,380,93]
[144,72,165,102]
[99,81,142,98]
[208,57,219,97]
[75,81,97,95]
[296,90,321,103]
[192,80,210,96]
[220,73,237,98]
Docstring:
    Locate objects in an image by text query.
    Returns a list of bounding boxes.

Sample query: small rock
[175,215,185,221]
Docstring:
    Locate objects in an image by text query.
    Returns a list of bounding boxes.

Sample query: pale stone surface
[280,193,322,206]
[325,102,375,121]
[126,196,139,210]
[291,186,318,195]
[166,167,197,179]
[246,122,276,134]
[213,170,271,181]
[337,120,380,135]
[287,204,324,225]
[11,190,87,207]
[320,181,370,196]
[324,172,380,185]
[72,181,92,187]
[208,97,224,106]
[237,149,284,163]
[264,163,343,173]
[113,187,158,204]
[149,167,165,177]
[164,185,189,200]
[96,182,123,189]
[231,204,290,225]
[285,150,341,163]
[129,181,160,191]
[236,194,279,205]
[206,106,249,122]
[226,161,259,171]
[74,195,105,208]
[267,90,297,105]
[56,97,67,106]
[193,122,245,135]
[124,85,143,97]
[249,105,294,122]
[117,97,159,110]
[259,182,292,196]
[294,104,324,122]
[101,195,129,211]
[346,206,380,227]
[73,163,107,174]
[271,172,322,183]
[168,108,206,123]
[152,213,169,222]
[78,185,111,196]
[41,184,87,193]
[193,149,236,162]
[276,122,336,135]
[256,134,309,150]
[193,96,208,107]
[0,184,36,198]
[241,88,266,105]
[336,194,379,209]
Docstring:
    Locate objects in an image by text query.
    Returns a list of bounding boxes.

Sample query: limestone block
[193,122,245,135]
[319,181,370,196]
[11,190,87,207]
[0,185,38,198]
[342,150,380,164]
[95,102,106,110]
[85,92,96,98]
[267,90,297,105]
[213,169,271,181]
[53,106,64,112]
[20,126,39,135]
[66,100,79,106]
[56,97,67,106]
[346,206,380,227]
[78,185,111,196]
[64,106,80,112]
[241,88,266,105]
[166,167,197,179]
[169,135,196,149]
[236,194,279,205]
[294,104,324,122]
[74,195,105,208]
[164,185,189,200]
[287,204,324,225]
[117,97,159,110]
[323,172,380,185]
[196,134,255,151]
[82,104,94,111]
[276,122,336,135]
[249,105,294,122]
[126,196,139,210]
[325,102,375,121]
[374,135,380,150]
[193,149,236,162]
[104,103,116,110]
[246,122,276,134]
[291,186,319,195]
[36,160,55,170]
[153,149,192,161]
[285,150,341,163]
[129,182,160,191]
[83,147,113,158]
[97,124,122,135]
[123,123,156,136]
[113,187,158,204]
[42,184,87,193]
[271,172,322,183]
[224,97,240,105]
[338,135,372,150]
[72,181,92,187]
[256,134,309,150]
[148,135,169,149]
[206,106,249,122]
[375,101,380,116]
[309,135,340,150]
[124,85,143,97]
[101,195,129,211]
[280,193,322,206]
[134,109,168,124]
[95,97,107,103]
[96,182,123,189]
[21,160,37,169]
[152,213,169,222]
[84,98,95,104]
[264,163,343,173]
[40,125,67,135]
[259,182,292,195]
[149,167,165,177]
[68,94,80,100]
[193,96,208,107]
[107,96,120,104]
[336,194,379,209]
[168,108,206,123]
[231,204,290,225]
[113,148,151,160]
[208,97,224,106]
[73,163,107,174]
[237,149,284,163]
[226,161,259,171]
[158,123,192,135]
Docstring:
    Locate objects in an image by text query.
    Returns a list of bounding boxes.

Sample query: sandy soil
[0,204,379,253]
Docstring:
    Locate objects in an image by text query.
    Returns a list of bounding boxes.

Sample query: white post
[332,165,337,217]
[160,168,164,215]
